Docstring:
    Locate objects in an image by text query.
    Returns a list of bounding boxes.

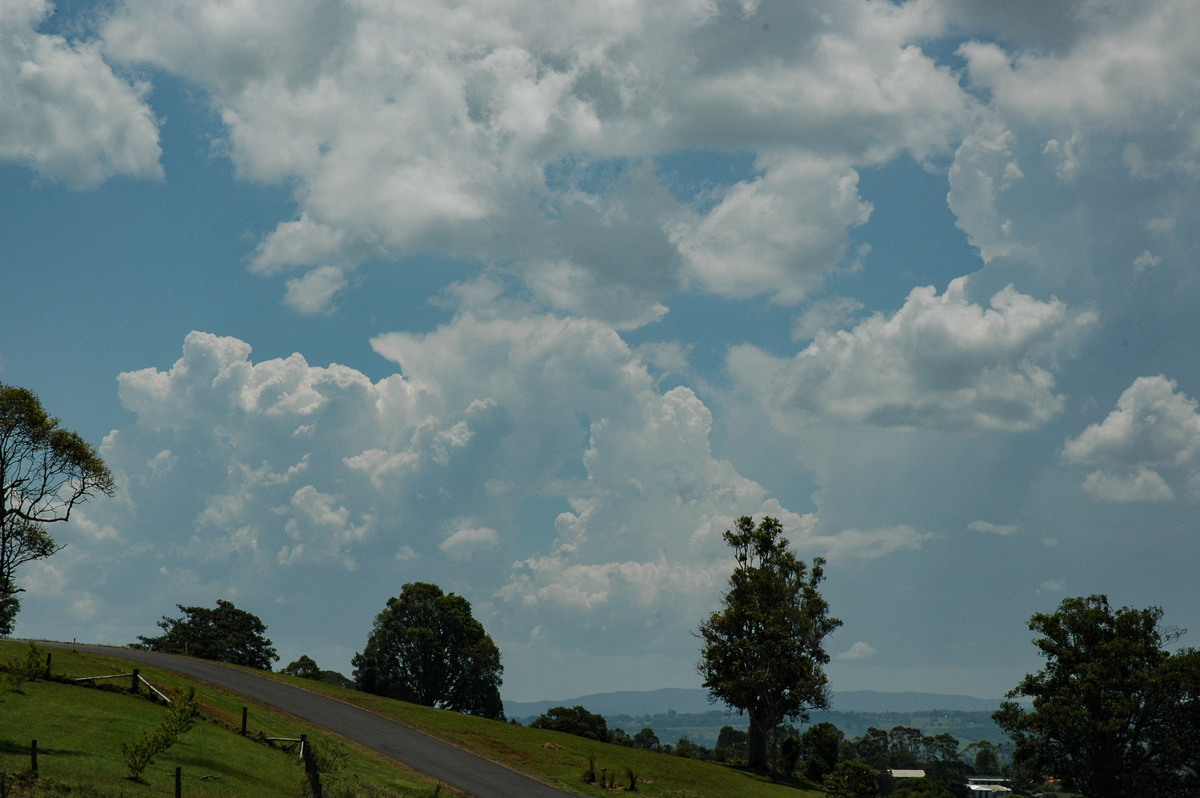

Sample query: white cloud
[98,0,975,317]
[0,0,162,186]
[1080,468,1175,503]
[49,315,907,667]
[440,525,499,561]
[838,641,876,661]
[284,266,348,316]
[968,521,1020,536]
[1064,376,1200,467]
[802,525,932,561]
[731,278,1096,432]
[1064,376,1200,502]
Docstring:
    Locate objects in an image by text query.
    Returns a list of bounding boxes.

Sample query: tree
[697,516,842,773]
[135,599,279,669]
[633,727,661,750]
[282,654,323,679]
[352,582,504,719]
[798,721,844,782]
[530,705,610,742]
[822,758,879,798]
[0,384,115,633]
[994,594,1200,798]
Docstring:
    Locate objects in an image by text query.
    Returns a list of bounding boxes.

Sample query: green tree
[134,599,278,669]
[697,516,842,773]
[530,705,610,741]
[282,654,323,679]
[798,721,844,782]
[0,384,115,633]
[352,582,504,719]
[633,727,661,750]
[822,758,879,798]
[994,594,1200,798]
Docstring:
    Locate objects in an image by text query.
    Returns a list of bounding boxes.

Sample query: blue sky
[3,0,1200,704]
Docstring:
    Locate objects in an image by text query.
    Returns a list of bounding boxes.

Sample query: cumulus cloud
[838,641,876,661]
[1080,468,1175,503]
[802,525,932,561]
[440,525,500,561]
[731,278,1096,432]
[97,0,975,316]
[1064,375,1200,502]
[44,315,914,666]
[0,0,161,186]
[1065,376,1200,467]
[968,521,1020,536]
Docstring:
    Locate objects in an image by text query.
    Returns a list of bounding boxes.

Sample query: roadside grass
[4,641,823,797]
[0,641,457,797]
[263,670,824,797]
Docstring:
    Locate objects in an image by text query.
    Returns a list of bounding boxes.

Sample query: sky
[2,0,1199,705]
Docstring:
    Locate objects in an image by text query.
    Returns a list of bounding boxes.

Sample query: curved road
[39,642,572,798]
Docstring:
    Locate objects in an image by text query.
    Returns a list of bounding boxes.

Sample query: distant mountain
[504,687,1002,720]
[828,690,1001,713]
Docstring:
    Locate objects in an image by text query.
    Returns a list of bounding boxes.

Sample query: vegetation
[697,515,841,773]
[133,599,279,669]
[994,594,1200,798]
[530,705,611,742]
[280,653,355,687]
[119,688,199,779]
[0,640,454,797]
[2,640,822,798]
[0,383,115,634]
[353,582,505,720]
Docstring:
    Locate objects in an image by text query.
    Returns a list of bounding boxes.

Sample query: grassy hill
[0,641,822,797]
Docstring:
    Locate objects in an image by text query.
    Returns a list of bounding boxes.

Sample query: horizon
[3,0,1200,704]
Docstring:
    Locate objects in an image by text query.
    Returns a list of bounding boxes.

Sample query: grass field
[0,641,456,797]
[1,640,823,797]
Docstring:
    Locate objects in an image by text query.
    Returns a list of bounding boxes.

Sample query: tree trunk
[747,712,771,773]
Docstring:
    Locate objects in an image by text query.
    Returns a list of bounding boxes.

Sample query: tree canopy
[994,594,1200,798]
[696,515,841,773]
[134,599,279,670]
[0,384,115,634]
[352,582,504,720]
[530,705,610,742]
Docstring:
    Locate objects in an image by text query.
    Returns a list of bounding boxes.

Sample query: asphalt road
[38,642,573,798]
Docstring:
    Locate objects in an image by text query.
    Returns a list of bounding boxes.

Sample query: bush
[530,705,610,742]
[120,688,199,780]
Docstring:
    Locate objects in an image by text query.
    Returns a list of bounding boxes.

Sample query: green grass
[261,670,823,797]
[0,641,456,797]
[1,641,823,797]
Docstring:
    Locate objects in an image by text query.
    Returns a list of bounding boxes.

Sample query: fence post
[44,652,51,678]
[301,736,323,798]
[175,766,182,798]
[241,707,248,736]
[131,669,140,694]
[30,740,37,775]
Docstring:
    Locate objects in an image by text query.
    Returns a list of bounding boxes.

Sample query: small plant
[1,642,46,698]
[582,755,597,784]
[120,688,200,780]
[624,766,638,792]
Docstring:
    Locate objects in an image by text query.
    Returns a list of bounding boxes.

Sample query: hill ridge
[504,687,1002,719]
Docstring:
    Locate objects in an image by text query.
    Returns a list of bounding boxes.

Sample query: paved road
[38,642,572,798]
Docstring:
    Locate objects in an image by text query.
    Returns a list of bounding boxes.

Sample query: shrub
[120,688,199,780]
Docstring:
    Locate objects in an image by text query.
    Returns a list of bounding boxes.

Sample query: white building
[966,777,1012,794]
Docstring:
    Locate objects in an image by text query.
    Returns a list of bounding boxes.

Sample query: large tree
[134,599,279,670]
[995,594,1200,798]
[0,384,115,634]
[352,582,504,719]
[697,515,841,773]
